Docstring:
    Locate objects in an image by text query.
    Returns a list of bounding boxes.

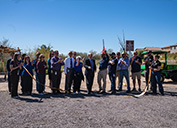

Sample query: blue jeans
[119,70,130,90]
[109,72,116,91]
[151,71,164,94]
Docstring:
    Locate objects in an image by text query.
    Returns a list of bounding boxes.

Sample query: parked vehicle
[141,51,177,82]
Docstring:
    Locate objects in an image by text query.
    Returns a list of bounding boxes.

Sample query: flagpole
[103,39,105,47]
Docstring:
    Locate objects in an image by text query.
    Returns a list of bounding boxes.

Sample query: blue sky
[0,0,177,55]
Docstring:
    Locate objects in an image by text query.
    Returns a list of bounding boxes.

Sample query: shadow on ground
[14,88,177,103]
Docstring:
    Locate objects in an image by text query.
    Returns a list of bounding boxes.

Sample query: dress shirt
[51,56,64,71]
[64,57,75,74]
[116,57,121,71]
[118,57,130,70]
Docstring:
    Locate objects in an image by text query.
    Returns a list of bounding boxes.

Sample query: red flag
[102,39,106,54]
[102,46,105,52]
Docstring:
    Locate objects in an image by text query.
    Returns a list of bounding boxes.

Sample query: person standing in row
[130,51,142,92]
[6,52,14,94]
[108,52,118,94]
[10,53,22,98]
[151,55,164,95]
[97,52,109,93]
[47,51,54,88]
[64,51,75,94]
[73,51,77,62]
[118,52,131,93]
[51,50,64,94]
[20,53,26,92]
[116,52,121,90]
[33,52,41,93]
[21,56,34,95]
[143,50,153,90]
[72,51,77,91]
[84,53,96,94]
[36,54,47,95]
[73,56,84,94]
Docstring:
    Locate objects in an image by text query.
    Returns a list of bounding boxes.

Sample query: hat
[76,56,82,60]
[148,50,152,54]
[110,52,115,56]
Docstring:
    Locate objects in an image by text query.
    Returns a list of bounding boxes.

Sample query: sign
[126,40,134,51]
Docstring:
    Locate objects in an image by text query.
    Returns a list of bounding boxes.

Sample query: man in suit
[84,53,96,94]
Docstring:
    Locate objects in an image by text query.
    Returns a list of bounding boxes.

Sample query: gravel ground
[0,74,177,128]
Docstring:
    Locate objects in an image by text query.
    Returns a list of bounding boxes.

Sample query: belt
[99,68,107,71]
[52,69,61,72]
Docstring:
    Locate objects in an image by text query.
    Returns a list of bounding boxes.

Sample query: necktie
[70,58,72,68]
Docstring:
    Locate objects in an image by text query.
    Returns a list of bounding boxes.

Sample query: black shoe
[111,91,116,94]
[87,91,91,94]
[152,92,157,95]
[98,90,102,93]
[108,90,112,92]
[126,90,131,93]
[117,89,122,92]
[159,92,164,96]
[132,88,136,91]
[100,91,106,94]
[67,91,71,94]
[138,88,141,92]
[53,90,57,94]
[57,90,61,94]
[98,89,102,93]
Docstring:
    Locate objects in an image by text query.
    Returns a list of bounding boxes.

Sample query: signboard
[126,40,134,51]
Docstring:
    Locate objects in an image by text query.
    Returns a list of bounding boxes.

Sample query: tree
[117,30,126,52]
[36,44,53,60]
[77,52,88,60]
[137,50,144,59]
[89,50,101,61]
[0,39,13,72]
[25,48,35,60]
[89,50,97,56]
[59,53,67,60]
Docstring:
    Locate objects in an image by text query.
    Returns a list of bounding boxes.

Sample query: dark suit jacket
[84,58,96,76]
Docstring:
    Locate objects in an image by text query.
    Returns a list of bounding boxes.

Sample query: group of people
[6,49,164,99]
[97,50,164,95]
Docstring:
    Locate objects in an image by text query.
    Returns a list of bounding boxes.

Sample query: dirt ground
[0,72,177,128]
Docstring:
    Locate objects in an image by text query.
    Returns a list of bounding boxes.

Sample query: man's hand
[144,60,148,63]
[109,60,115,65]
[135,59,139,64]
[121,60,125,64]
[88,66,92,69]
[58,60,62,63]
